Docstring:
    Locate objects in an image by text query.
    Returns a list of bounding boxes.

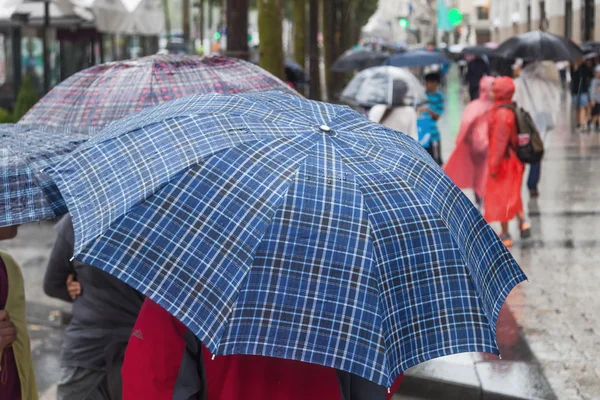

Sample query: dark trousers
[528,161,541,191]
[469,85,479,101]
[426,141,443,165]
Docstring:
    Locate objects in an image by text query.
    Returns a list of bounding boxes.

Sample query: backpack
[499,103,544,164]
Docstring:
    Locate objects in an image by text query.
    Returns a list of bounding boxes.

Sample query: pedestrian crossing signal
[399,17,409,28]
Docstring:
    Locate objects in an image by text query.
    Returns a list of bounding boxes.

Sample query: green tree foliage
[258,0,286,80]
[354,0,378,31]
[13,76,38,122]
[0,108,13,123]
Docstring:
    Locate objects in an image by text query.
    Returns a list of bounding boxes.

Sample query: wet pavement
[0,72,599,399]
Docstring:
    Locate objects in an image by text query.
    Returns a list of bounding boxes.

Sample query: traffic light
[213,32,221,40]
[448,8,463,26]
[398,17,409,28]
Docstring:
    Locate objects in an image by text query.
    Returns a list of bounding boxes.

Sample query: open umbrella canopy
[341,66,426,107]
[48,91,526,387]
[332,49,389,72]
[285,58,309,84]
[384,50,449,68]
[0,124,93,227]
[494,31,584,61]
[19,55,296,129]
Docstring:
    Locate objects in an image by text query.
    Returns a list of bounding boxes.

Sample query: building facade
[456,0,492,44]
[363,0,437,46]
[490,0,600,43]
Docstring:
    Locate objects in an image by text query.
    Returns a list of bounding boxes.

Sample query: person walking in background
[444,76,496,208]
[0,226,38,400]
[571,58,593,131]
[417,72,445,165]
[589,65,600,132]
[485,77,531,248]
[514,61,561,198]
[369,79,418,141]
[465,56,490,100]
[44,214,144,400]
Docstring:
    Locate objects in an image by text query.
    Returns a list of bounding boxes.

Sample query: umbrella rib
[332,143,502,331]
[212,146,321,354]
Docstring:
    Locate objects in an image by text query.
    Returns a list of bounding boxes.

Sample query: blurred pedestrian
[444,76,496,208]
[514,61,561,197]
[465,57,490,100]
[417,72,445,165]
[557,61,568,89]
[122,298,404,400]
[589,65,600,132]
[0,226,38,400]
[571,58,593,131]
[44,214,144,400]
[368,79,418,140]
[485,77,531,248]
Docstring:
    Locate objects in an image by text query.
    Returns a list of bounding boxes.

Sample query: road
[0,73,599,399]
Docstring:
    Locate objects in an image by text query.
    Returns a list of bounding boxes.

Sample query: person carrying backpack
[485,76,533,248]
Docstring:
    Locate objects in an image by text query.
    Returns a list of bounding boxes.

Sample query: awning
[1,0,163,35]
[127,0,164,36]
[0,0,92,26]
[71,0,131,34]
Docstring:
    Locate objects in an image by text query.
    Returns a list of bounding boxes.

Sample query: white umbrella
[341,66,426,108]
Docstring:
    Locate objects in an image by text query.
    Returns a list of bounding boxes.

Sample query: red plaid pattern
[20,55,296,128]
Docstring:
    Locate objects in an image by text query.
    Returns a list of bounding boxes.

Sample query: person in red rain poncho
[122,298,404,400]
[484,76,531,247]
[444,76,495,208]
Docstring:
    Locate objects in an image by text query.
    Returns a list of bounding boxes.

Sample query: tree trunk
[340,0,350,54]
[258,0,285,80]
[308,0,320,99]
[183,0,191,49]
[162,0,172,39]
[199,0,205,45]
[293,0,306,68]
[226,0,249,59]
[321,0,334,100]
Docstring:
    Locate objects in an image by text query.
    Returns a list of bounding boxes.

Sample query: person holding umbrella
[571,58,594,132]
[513,61,561,197]
[465,57,490,100]
[368,79,418,141]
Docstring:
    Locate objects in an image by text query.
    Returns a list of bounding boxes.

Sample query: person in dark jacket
[571,58,594,131]
[44,214,144,400]
[122,298,404,400]
[465,57,490,100]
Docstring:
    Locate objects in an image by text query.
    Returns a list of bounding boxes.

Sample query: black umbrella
[285,59,308,84]
[581,41,600,53]
[461,45,496,57]
[331,50,388,72]
[493,31,584,61]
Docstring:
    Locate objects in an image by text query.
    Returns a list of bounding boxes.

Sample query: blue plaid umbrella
[0,124,92,227]
[47,92,526,387]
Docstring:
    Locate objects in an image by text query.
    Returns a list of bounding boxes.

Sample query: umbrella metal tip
[319,125,332,133]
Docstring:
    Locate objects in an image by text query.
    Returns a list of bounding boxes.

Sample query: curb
[399,356,556,400]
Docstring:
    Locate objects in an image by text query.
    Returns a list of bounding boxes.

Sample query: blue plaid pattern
[0,124,92,227]
[47,92,526,387]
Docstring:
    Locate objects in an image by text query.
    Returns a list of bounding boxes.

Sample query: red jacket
[484,76,525,223]
[122,298,403,400]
